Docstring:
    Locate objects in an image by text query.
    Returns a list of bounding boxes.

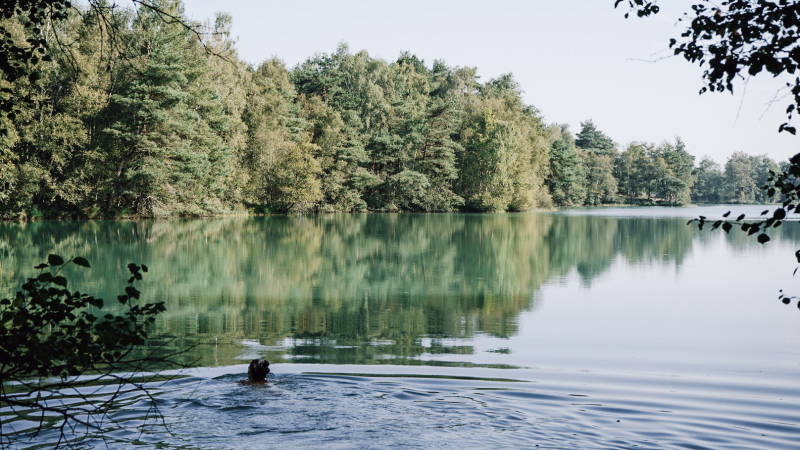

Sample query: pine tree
[102,0,231,217]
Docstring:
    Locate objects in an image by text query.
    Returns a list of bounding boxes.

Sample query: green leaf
[757,233,770,244]
[37,272,53,283]
[47,254,64,266]
[73,257,90,268]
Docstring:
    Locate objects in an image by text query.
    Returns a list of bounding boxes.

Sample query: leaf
[736,214,745,221]
[773,208,786,220]
[37,273,53,283]
[699,215,707,220]
[779,123,797,135]
[141,264,148,273]
[722,222,732,233]
[73,257,90,268]
[757,233,771,244]
[53,276,67,287]
[34,263,48,269]
[761,210,769,216]
[47,254,64,266]
[125,286,140,300]
[722,211,730,217]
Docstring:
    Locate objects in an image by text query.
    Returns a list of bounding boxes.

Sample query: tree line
[0,0,785,219]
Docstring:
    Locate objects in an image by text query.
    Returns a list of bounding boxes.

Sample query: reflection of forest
[2,214,797,366]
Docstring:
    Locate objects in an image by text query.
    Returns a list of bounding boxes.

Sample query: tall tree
[724,151,758,203]
[244,59,322,213]
[576,120,618,204]
[692,156,725,203]
[547,124,587,206]
[575,120,615,156]
[102,0,232,216]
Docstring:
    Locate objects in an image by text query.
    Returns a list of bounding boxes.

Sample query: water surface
[1,206,798,448]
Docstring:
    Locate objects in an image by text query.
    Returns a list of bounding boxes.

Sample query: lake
[1,206,799,449]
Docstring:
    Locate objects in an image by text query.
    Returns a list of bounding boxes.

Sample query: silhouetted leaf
[53,276,67,287]
[47,254,64,266]
[722,222,732,233]
[722,211,730,217]
[125,286,140,300]
[780,123,797,135]
[37,273,53,283]
[773,209,786,220]
[736,214,745,221]
[757,233,770,244]
[761,210,769,216]
[783,298,791,304]
[73,257,90,268]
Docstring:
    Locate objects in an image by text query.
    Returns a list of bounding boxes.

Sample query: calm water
[1,206,799,448]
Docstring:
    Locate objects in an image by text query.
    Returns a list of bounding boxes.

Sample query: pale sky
[174,0,798,166]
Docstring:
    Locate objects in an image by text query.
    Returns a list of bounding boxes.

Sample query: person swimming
[247,359,270,382]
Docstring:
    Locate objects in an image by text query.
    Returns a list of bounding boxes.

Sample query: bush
[0,255,186,447]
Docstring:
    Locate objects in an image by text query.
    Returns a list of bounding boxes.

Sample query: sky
[170,0,798,165]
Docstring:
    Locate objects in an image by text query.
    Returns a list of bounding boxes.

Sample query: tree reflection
[2,213,785,366]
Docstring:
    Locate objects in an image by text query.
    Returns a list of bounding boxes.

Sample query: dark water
[1,206,799,448]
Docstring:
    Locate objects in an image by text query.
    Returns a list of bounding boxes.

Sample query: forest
[0,0,784,219]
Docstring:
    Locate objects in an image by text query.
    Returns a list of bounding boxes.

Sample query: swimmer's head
[247,359,270,382]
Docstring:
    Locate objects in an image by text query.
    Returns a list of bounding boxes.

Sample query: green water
[1,207,798,369]
[3,207,800,449]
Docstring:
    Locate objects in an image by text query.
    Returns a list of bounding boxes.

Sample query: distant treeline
[0,1,784,219]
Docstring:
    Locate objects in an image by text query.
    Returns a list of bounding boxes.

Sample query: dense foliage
[0,1,787,218]
[0,255,186,446]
